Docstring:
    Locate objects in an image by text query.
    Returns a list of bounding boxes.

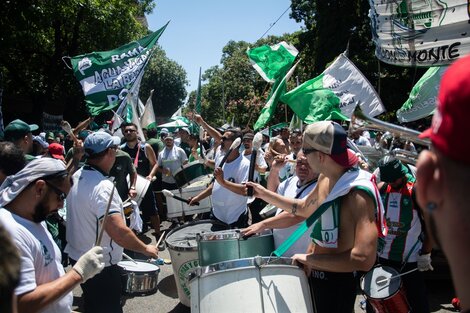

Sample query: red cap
[48,143,65,161]
[419,54,470,164]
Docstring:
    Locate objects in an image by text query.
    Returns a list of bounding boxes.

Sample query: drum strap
[133,143,140,168]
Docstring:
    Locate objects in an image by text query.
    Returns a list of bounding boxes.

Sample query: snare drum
[165,220,227,307]
[360,265,410,313]
[173,160,210,188]
[118,260,160,296]
[189,257,313,313]
[197,229,274,266]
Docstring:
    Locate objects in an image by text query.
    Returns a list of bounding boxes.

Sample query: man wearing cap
[3,119,38,162]
[156,133,188,190]
[120,122,162,239]
[175,127,192,157]
[189,128,251,230]
[32,135,49,157]
[47,143,65,162]
[416,55,470,313]
[374,156,432,312]
[247,121,384,313]
[65,131,158,313]
[0,158,104,313]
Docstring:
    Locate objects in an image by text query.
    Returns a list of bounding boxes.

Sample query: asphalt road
[71,221,459,313]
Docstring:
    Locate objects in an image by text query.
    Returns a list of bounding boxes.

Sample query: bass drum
[190,257,313,313]
[173,160,210,188]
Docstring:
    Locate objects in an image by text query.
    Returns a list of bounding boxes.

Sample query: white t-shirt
[0,209,73,313]
[65,166,124,266]
[158,146,188,184]
[272,176,317,257]
[211,154,250,224]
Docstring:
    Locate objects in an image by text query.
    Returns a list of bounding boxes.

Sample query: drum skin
[197,230,274,266]
[118,260,160,296]
[190,257,313,313]
[165,220,227,307]
[360,265,411,313]
[173,160,210,188]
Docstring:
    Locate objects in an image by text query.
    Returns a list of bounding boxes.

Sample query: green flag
[396,66,447,123]
[253,61,299,131]
[281,53,385,123]
[247,41,298,83]
[195,67,202,113]
[70,22,168,116]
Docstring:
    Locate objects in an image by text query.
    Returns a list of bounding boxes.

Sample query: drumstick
[162,189,200,205]
[376,268,418,285]
[95,183,116,246]
[156,231,166,249]
[123,252,138,264]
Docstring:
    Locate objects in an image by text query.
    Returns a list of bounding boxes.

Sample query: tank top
[121,143,150,176]
[378,181,422,263]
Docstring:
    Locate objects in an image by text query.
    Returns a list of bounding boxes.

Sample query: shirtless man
[247,121,381,313]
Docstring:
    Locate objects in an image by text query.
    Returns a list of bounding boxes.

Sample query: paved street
[71,221,458,313]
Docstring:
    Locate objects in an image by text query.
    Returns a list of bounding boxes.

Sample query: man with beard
[189,128,250,230]
[246,121,383,313]
[121,122,162,239]
[416,55,470,313]
[373,156,432,313]
[0,158,104,313]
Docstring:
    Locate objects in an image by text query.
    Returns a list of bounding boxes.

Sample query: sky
[146,0,303,97]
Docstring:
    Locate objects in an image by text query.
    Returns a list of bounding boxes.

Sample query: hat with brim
[48,143,65,161]
[303,121,358,167]
[243,133,254,140]
[4,119,39,141]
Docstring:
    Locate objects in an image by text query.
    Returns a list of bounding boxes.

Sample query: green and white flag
[397,66,447,123]
[140,90,156,129]
[127,94,146,142]
[70,23,168,116]
[253,61,300,130]
[281,54,385,124]
[247,41,298,83]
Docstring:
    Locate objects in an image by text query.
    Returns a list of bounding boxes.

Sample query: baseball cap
[378,156,408,183]
[84,131,120,156]
[179,127,190,134]
[46,131,55,141]
[243,133,254,140]
[48,143,65,160]
[33,135,49,149]
[4,119,39,141]
[0,158,67,207]
[303,121,358,167]
[419,54,470,165]
[160,128,169,135]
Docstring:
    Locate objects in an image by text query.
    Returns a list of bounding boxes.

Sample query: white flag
[140,90,156,129]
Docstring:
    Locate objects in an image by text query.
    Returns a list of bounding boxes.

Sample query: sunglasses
[45,181,67,201]
[302,147,317,155]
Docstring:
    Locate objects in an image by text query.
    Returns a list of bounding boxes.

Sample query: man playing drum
[247,121,383,313]
[243,150,319,257]
[65,132,158,313]
[373,156,432,312]
[121,122,162,239]
[189,128,251,230]
[416,55,470,313]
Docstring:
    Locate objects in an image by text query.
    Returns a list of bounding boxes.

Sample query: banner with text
[368,0,470,66]
[70,22,168,116]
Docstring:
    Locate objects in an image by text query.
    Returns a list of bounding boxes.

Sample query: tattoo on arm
[292,203,298,215]
[307,198,318,208]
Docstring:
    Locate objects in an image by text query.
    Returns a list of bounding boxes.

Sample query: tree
[0,0,167,127]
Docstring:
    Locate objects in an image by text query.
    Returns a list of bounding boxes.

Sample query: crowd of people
[1,55,469,313]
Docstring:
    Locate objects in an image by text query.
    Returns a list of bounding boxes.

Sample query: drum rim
[197,229,272,241]
[165,219,227,251]
[193,256,296,279]
[118,260,160,273]
[173,159,205,175]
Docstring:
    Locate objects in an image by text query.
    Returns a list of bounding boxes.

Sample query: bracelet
[130,186,136,190]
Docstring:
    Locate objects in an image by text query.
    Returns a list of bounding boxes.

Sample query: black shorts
[140,188,158,220]
[309,270,357,313]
